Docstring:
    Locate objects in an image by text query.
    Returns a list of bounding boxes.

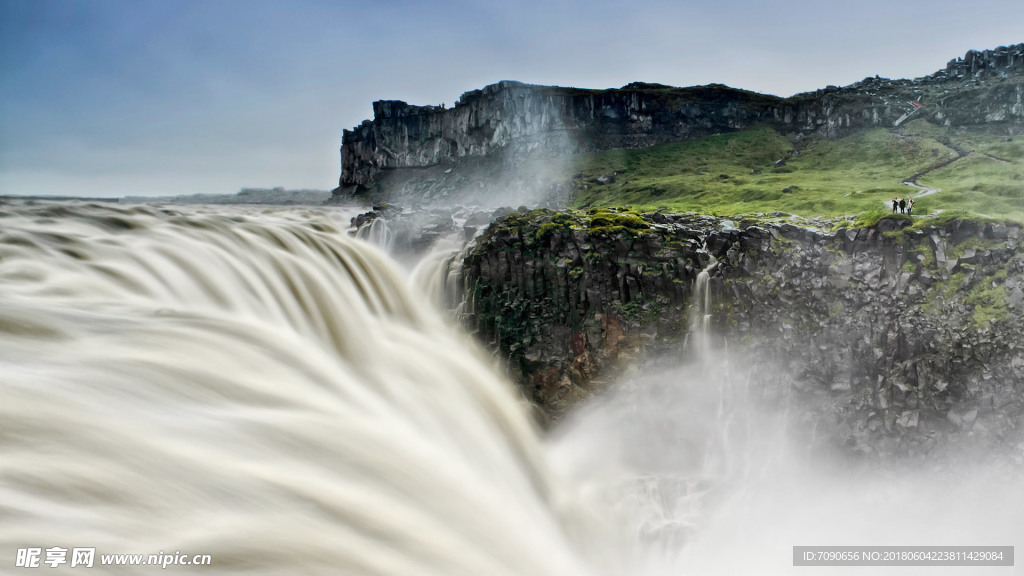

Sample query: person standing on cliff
[907,197,914,215]
[899,197,907,214]
[892,196,899,213]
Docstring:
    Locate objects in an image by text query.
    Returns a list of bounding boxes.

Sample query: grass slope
[571,122,1024,223]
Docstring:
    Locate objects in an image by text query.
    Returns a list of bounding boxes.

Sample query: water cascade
[684,250,719,360]
[0,201,602,576]
[2,201,1020,576]
[355,215,393,251]
[408,237,467,314]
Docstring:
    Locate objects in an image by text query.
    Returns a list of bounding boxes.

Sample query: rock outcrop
[335,44,1024,205]
[936,44,1024,82]
[458,209,1024,461]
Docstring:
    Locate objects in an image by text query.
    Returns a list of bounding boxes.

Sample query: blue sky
[1,0,1022,198]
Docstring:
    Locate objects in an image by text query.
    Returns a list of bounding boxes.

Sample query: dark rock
[458,211,1024,461]
[333,44,1024,205]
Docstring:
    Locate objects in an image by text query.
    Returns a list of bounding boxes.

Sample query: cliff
[335,44,1024,205]
[458,209,1024,461]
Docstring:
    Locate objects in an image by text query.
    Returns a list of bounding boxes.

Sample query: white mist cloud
[547,347,1024,576]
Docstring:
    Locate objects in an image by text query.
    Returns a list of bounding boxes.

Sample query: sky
[1,0,1022,198]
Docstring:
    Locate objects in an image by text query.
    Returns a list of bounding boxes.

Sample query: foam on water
[0,201,598,575]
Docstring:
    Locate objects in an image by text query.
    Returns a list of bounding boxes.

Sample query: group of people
[892,196,915,215]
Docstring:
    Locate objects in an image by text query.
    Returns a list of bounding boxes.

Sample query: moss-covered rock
[460,210,1024,459]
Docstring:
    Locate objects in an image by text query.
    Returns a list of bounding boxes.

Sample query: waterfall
[0,201,599,576]
[356,216,394,251]
[408,237,468,315]
[685,252,718,360]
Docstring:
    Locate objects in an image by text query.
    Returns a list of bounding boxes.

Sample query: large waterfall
[1,201,1019,575]
[0,201,599,575]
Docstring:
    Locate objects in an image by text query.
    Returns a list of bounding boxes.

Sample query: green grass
[964,270,1011,328]
[918,155,1024,221]
[571,123,1024,223]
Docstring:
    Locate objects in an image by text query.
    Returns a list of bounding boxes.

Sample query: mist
[546,340,1023,575]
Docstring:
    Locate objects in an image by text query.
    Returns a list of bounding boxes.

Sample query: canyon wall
[335,44,1024,204]
[459,209,1024,461]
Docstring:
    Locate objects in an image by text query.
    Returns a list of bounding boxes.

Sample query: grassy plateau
[570,121,1024,223]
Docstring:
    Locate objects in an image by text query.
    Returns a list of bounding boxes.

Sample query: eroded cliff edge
[335,44,1024,205]
[459,209,1024,461]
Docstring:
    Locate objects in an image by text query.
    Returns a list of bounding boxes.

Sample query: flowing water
[1,200,1020,575]
[355,217,394,252]
[0,201,597,575]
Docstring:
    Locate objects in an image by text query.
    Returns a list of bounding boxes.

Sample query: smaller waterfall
[547,242,795,569]
[409,238,468,315]
[356,216,394,251]
[685,253,718,360]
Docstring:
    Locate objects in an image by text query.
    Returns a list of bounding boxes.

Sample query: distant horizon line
[0,187,332,200]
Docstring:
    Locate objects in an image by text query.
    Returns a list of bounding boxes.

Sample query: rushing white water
[409,237,467,314]
[0,201,600,575]
[355,216,394,252]
[2,200,1020,576]
[684,254,719,360]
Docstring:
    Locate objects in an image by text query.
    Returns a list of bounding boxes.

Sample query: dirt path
[880,177,941,210]
[902,180,940,197]
[880,138,971,208]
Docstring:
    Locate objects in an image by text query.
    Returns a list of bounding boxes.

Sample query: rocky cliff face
[937,44,1024,81]
[459,209,1024,461]
[335,44,1024,204]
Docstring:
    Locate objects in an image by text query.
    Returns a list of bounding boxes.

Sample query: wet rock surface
[351,204,471,255]
[459,209,1024,461]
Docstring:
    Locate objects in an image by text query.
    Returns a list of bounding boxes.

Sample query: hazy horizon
[2,0,1022,199]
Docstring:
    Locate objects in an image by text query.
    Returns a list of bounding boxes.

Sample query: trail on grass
[881,137,971,207]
